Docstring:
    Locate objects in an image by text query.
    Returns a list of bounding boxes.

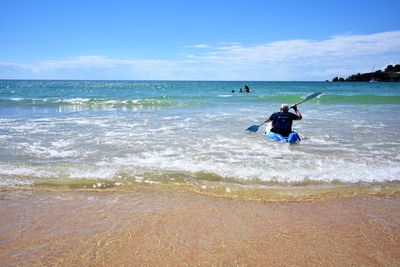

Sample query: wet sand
[1,188,400,266]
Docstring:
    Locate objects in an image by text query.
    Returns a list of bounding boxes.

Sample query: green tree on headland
[385,64,400,72]
[332,64,400,82]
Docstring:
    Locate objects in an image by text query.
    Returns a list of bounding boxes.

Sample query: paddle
[246,92,322,132]
[246,122,267,133]
[291,91,322,107]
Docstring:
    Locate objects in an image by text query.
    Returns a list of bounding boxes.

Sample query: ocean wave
[251,93,400,104]
[1,93,399,108]
[1,159,399,185]
[2,172,400,201]
[0,97,196,108]
[315,94,400,104]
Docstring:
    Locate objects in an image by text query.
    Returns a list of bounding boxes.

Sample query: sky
[1,0,400,81]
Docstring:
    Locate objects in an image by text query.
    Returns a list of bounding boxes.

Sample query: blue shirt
[269,112,299,137]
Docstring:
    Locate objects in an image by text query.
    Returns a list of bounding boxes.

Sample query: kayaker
[265,103,302,137]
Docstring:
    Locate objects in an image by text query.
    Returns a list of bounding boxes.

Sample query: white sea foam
[15,141,78,159]
[0,177,32,186]
[0,164,59,179]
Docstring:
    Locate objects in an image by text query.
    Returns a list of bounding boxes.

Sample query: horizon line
[0,78,334,82]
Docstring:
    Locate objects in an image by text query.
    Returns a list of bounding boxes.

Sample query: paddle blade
[246,125,259,132]
[293,92,322,106]
[305,92,322,101]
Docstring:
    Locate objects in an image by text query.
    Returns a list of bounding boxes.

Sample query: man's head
[280,103,289,112]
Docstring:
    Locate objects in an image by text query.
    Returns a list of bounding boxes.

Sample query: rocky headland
[332,64,400,82]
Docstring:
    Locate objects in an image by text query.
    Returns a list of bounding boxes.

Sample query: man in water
[264,103,302,142]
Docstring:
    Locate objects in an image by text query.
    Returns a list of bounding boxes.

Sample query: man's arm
[291,104,302,120]
[264,114,273,124]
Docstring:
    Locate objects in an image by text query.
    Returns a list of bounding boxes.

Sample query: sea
[1,80,399,197]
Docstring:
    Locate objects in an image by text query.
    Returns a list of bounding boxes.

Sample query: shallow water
[1,189,399,266]
[0,80,399,190]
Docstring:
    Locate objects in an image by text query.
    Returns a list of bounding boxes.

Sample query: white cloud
[1,30,400,80]
[0,56,180,80]
[185,44,210,48]
[189,31,400,64]
[183,30,400,79]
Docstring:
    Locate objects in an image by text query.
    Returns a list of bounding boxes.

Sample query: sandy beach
[1,187,399,266]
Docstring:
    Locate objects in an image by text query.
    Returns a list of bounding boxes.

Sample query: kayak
[266,131,300,144]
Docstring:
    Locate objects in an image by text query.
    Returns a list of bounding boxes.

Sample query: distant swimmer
[232,90,235,93]
[239,85,250,93]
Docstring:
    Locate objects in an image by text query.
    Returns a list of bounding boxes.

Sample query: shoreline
[21,178,400,202]
[1,187,399,266]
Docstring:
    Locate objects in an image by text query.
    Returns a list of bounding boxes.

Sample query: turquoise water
[0,80,400,186]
